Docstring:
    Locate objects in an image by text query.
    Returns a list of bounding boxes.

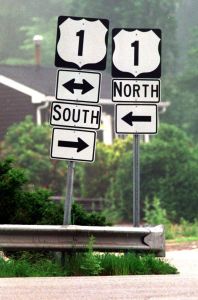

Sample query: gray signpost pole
[133,134,140,227]
[61,160,75,266]
[63,160,75,225]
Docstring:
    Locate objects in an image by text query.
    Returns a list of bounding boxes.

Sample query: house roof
[0,65,112,100]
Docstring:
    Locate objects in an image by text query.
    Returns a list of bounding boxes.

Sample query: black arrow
[122,112,151,126]
[63,79,94,95]
[58,137,89,153]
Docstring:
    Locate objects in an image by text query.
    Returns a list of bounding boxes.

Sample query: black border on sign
[50,101,102,130]
[55,69,101,103]
[112,28,161,78]
[50,127,96,163]
[111,79,161,103]
[115,104,158,135]
[55,16,109,71]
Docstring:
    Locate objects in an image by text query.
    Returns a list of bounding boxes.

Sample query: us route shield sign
[112,28,161,78]
[55,16,109,70]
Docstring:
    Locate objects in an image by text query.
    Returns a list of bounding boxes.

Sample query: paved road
[0,274,197,300]
[166,249,198,275]
[0,249,197,300]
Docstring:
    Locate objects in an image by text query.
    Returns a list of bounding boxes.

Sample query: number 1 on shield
[131,40,139,66]
[76,30,85,56]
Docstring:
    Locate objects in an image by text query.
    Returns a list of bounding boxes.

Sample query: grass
[166,219,198,241]
[168,236,198,243]
[0,251,178,277]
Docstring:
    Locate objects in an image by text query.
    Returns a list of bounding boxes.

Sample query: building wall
[0,83,37,140]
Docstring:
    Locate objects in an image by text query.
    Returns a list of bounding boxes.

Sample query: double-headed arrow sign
[63,79,94,95]
[116,104,157,134]
[56,70,101,103]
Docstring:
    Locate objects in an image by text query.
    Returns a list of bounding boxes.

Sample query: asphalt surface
[0,249,197,300]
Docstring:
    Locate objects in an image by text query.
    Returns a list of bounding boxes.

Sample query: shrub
[107,124,198,222]
[71,202,110,226]
[0,157,63,225]
[0,116,66,194]
[80,236,103,276]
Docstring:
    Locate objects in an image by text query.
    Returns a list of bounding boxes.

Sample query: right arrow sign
[51,128,96,162]
[116,104,157,134]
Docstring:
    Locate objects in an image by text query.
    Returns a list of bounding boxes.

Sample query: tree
[107,124,198,222]
[162,26,198,142]
[0,116,66,194]
[0,0,179,75]
[0,158,63,224]
[68,0,179,76]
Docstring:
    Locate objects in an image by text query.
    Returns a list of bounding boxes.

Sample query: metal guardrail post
[0,225,165,256]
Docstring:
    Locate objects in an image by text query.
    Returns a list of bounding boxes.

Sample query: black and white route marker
[56,70,101,103]
[112,79,160,102]
[55,16,109,70]
[50,101,101,130]
[112,28,161,78]
[116,104,157,134]
[51,128,96,162]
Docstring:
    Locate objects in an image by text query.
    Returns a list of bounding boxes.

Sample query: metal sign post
[63,161,75,225]
[133,134,140,227]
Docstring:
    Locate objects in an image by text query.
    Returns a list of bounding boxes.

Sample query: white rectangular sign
[56,70,101,103]
[50,101,101,130]
[51,128,96,162]
[116,104,157,134]
[112,79,160,102]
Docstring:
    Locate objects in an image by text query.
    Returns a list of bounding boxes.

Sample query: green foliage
[0,0,178,75]
[144,197,173,239]
[80,236,103,276]
[107,124,198,222]
[68,0,178,76]
[71,203,110,226]
[0,252,177,277]
[0,256,67,277]
[0,116,66,194]
[167,219,198,240]
[163,26,198,142]
[141,124,198,221]
[0,157,63,225]
[144,197,170,226]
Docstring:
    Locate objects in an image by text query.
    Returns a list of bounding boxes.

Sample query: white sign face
[112,29,161,78]
[112,79,160,102]
[116,104,157,134]
[51,128,96,162]
[56,70,101,103]
[50,101,101,130]
[55,16,109,70]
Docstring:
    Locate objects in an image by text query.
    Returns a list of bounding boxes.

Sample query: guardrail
[50,196,105,211]
[0,224,165,257]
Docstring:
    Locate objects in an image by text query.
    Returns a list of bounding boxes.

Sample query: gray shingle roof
[0,65,111,99]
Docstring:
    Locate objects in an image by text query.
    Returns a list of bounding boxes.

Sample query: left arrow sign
[122,112,151,126]
[63,79,94,95]
[58,137,89,152]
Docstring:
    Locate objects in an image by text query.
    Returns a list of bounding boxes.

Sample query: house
[0,64,169,144]
[0,64,116,144]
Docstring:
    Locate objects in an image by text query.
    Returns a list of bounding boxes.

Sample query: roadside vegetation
[0,239,177,277]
